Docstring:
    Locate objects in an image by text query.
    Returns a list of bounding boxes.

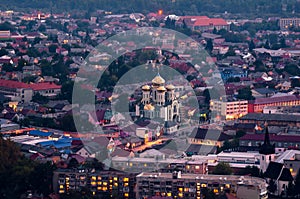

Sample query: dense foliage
[0,136,55,198]
[1,0,300,17]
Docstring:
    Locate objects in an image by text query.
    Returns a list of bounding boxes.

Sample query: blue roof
[29,130,52,137]
[57,138,73,143]
[53,142,71,149]
[38,140,55,147]
[37,140,72,149]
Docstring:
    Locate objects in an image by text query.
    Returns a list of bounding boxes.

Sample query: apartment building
[111,156,208,174]
[210,99,248,120]
[53,169,135,199]
[0,79,61,102]
[177,16,229,32]
[136,172,268,199]
[239,113,300,127]
[248,95,300,113]
[279,18,300,30]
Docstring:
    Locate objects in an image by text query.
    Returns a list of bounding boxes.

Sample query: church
[135,73,180,127]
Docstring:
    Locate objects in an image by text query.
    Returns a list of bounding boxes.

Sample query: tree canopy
[212,162,233,175]
[2,0,300,17]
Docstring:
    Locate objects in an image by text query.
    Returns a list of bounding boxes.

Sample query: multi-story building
[0,79,61,102]
[220,67,248,81]
[279,18,300,30]
[0,30,11,39]
[248,95,300,113]
[136,172,268,199]
[239,132,300,152]
[210,98,248,120]
[53,169,135,199]
[111,156,208,174]
[239,113,300,127]
[177,16,229,32]
[188,128,233,149]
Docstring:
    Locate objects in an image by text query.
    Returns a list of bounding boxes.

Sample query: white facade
[260,153,275,173]
[138,74,180,122]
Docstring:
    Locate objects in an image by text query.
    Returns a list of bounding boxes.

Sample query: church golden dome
[152,74,165,85]
[142,85,151,90]
[144,103,155,111]
[166,84,175,90]
[157,86,166,92]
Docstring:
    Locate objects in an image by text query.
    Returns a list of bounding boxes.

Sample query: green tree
[32,93,49,104]
[280,37,287,48]
[249,40,255,52]
[205,39,213,53]
[60,80,75,103]
[264,40,271,49]
[237,87,254,100]
[0,48,8,56]
[212,162,233,175]
[254,60,267,72]
[38,24,46,32]
[236,130,246,138]
[0,137,55,198]
[237,166,260,177]
[268,179,277,194]
[48,44,57,53]
[1,63,13,72]
[29,162,55,195]
[284,64,300,76]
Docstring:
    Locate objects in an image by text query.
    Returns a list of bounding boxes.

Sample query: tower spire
[264,122,270,145]
[259,122,275,155]
[156,60,161,76]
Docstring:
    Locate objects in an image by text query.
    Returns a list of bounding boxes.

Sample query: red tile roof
[240,133,300,142]
[194,18,228,26]
[30,82,61,91]
[253,95,300,105]
[0,79,30,89]
[0,79,61,91]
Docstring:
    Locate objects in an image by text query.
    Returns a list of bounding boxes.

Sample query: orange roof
[193,18,228,26]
